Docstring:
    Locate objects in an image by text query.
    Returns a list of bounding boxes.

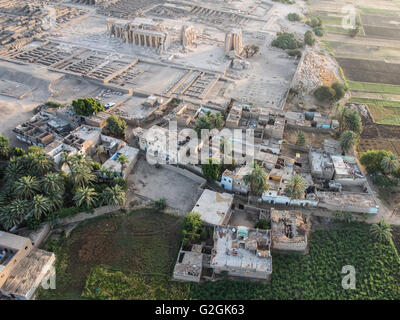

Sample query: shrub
[255,219,270,230]
[91,161,102,171]
[154,198,167,212]
[45,101,62,108]
[287,49,302,58]
[201,158,220,183]
[112,177,129,191]
[72,97,104,116]
[49,207,82,220]
[105,115,127,139]
[306,16,322,28]
[314,86,336,102]
[304,31,315,46]
[13,147,24,157]
[313,26,324,37]
[296,130,306,146]
[331,82,346,101]
[271,32,303,50]
[360,150,394,174]
[288,13,301,21]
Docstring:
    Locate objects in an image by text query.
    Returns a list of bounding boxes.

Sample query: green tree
[242,44,260,58]
[154,198,167,212]
[304,30,315,46]
[201,158,220,183]
[285,174,307,200]
[287,13,301,21]
[117,154,129,176]
[360,150,393,173]
[60,151,74,171]
[72,97,104,116]
[26,151,54,176]
[71,164,96,188]
[370,219,392,243]
[271,32,302,50]
[306,16,322,28]
[0,135,11,159]
[381,154,399,175]
[339,107,362,134]
[29,194,52,220]
[14,176,41,200]
[41,172,64,195]
[5,160,24,182]
[314,85,336,102]
[339,130,359,153]
[73,187,98,209]
[105,115,127,139]
[243,162,269,197]
[182,211,203,242]
[0,200,30,230]
[255,219,270,230]
[100,185,126,206]
[331,82,346,101]
[296,130,306,146]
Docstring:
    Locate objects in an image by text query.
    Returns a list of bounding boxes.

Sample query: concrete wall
[163,164,207,185]
[286,123,335,133]
[213,266,271,281]
[272,240,307,253]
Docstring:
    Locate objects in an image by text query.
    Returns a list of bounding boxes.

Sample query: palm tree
[41,172,64,195]
[71,153,93,168]
[339,130,358,153]
[285,174,307,200]
[381,154,399,175]
[370,219,392,243]
[5,159,24,182]
[14,176,41,200]
[27,151,54,175]
[0,199,30,230]
[0,135,11,159]
[60,151,74,172]
[29,194,52,220]
[71,164,96,188]
[117,154,129,176]
[100,185,126,206]
[243,163,269,197]
[73,187,98,209]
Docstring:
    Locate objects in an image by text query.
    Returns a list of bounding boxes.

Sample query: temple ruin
[107,20,171,53]
[224,29,243,56]
[181,24,196,48]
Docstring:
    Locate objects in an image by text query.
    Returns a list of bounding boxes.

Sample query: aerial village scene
[0,0,399,301]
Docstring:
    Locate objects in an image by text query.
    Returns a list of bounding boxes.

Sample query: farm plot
[348,81,400,95]
[363,25,400,41]
[337,58,400,85]
[322,41,400,62]
[350,97,400,125]
[38,209,183,299]
[358,138,400,155]
[82,222,400,300]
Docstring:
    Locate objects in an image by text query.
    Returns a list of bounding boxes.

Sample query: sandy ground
[128,157,203,214]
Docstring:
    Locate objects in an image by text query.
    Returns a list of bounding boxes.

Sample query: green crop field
[81,222,400,300]
[358,6,400,17]
[348,81,400,95]
[350,97,400,125]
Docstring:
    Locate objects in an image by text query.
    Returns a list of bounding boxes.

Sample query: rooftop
[271,209,308,245]
[0,248,55,299]
[211,226,272,274]
[192,189,233,225]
